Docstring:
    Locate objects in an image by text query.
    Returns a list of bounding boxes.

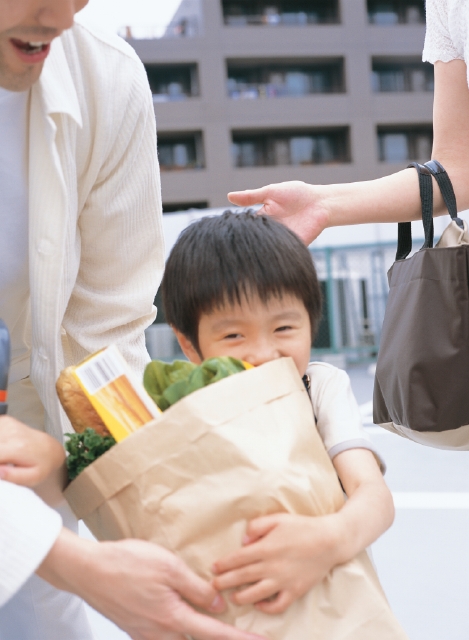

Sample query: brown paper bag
[65,358,407,639]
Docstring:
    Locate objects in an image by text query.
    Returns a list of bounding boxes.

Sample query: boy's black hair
[161,210,322,351]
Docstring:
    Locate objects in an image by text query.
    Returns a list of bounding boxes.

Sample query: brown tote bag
[374,160,469,449]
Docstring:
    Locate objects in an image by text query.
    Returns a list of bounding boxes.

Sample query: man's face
[0,0,88,91]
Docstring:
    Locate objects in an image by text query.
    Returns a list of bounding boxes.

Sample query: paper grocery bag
[65,358,407,639]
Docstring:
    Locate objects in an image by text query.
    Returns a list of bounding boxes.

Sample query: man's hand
[228,181,330,245]
[0,416,65,487]
[212,513,341,614]
[38,529,267,640]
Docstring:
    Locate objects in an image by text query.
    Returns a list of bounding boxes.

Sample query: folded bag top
[374,160,469,449]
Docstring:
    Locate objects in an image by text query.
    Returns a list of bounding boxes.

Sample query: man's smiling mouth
[10,39,50,55]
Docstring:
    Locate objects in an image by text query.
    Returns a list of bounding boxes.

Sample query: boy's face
[175,293,312,376]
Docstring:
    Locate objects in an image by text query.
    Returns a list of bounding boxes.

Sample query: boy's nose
[245,345,280,368]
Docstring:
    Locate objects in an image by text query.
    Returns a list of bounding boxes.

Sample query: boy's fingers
[212,540,264,575]
[255,591,293,615]
[227,187,268,207]
[245,515,279,542]
[167,558,226,613]
[231,579,278,607]
[213,562,264,592]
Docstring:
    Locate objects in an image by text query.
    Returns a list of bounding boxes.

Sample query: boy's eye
[276,325,292,332]
[223,333,242,340]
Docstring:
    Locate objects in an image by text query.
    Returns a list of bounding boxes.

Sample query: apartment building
[126,0,431,213]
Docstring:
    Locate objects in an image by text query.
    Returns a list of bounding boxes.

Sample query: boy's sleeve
[307,362,386,473]
[0,482,62,606]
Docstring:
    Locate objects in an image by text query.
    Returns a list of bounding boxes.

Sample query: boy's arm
[212,448,393,614]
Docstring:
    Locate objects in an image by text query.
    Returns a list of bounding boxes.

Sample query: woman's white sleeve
[423,0,464,63]
[0,482,62,607]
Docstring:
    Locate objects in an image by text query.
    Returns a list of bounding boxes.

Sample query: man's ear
[172,328,202,364]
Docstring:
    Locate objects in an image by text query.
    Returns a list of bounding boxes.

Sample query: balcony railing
[367,0,425,25]
[158,133,205,171]
[227,61,344,99]
[232,128,349,167]
[372,61,434,92]
[145,64,199,102]
[378,127,432,163]
[120,17,200,40]
[223,0,339,26]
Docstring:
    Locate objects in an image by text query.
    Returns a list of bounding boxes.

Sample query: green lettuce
[143,356,246,411]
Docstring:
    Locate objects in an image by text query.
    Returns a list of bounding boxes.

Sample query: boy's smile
[176,294,312,376]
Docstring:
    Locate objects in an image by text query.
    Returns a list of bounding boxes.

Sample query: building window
[163,202,209,213]
[145,64,199,101]
[372,58,434,92]
[367,0,425,25]
[378,126,432,163]
[158,132,205,170]
[232,128,349,167]
[222,0,339,26]
[227,58,344,98]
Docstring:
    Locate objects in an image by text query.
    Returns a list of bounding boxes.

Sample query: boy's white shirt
[6,19,165,442]
[306,362,384,471]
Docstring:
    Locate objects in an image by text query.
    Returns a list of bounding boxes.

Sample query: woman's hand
[228,181,330,245]
[212,513,341,614]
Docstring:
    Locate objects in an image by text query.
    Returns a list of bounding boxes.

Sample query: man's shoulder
[67,17,142,65]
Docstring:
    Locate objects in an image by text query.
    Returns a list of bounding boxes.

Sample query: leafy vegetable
[143,356,246,411]
[65,428,116,480]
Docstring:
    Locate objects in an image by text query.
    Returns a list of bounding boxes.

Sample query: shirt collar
[34,31,82,128]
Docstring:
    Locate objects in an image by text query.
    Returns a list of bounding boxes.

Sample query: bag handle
[396,161,462,261]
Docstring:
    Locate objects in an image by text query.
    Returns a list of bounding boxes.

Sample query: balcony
[227,59,344,99]
[158,132,205,171]
[222,0,339,26]
[378,126,432,163]
[372,58,434,92]
[145,64,199,102]
[368,0,425,25]
[232,128,349,168]
[163,201,209,214]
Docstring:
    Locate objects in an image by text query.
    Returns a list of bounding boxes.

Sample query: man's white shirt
[0,87,31,383]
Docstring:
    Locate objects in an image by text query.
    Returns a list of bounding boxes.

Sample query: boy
[161,210,393,615]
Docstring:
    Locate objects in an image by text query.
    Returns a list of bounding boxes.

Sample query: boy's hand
[212,513,341,614]
[0,416,65,487]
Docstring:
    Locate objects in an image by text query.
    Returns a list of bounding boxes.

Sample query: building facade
[127,0,432,213]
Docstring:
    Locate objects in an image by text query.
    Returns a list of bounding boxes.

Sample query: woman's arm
[228,60,469,245]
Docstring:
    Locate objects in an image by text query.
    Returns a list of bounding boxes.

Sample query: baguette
[56,367,110,437]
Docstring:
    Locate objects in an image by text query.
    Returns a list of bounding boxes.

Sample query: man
[0,1,263,639]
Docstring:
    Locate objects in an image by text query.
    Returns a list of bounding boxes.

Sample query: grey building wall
[129,0,431,210]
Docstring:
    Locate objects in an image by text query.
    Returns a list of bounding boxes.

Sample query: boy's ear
[172,328,203,364]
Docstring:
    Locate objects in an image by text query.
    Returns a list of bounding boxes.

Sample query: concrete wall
[129,0,431,208]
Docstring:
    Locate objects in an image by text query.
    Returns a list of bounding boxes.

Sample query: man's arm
[227,60,469,245]
[212,449,392,614]
[0,416,66,505]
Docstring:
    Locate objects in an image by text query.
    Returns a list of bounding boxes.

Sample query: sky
[77,0,183,36]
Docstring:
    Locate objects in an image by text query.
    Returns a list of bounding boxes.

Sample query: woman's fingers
[227,187,268,207]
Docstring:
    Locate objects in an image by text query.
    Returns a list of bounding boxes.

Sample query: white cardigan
[22,20,164,441]
[0,482,62,608]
